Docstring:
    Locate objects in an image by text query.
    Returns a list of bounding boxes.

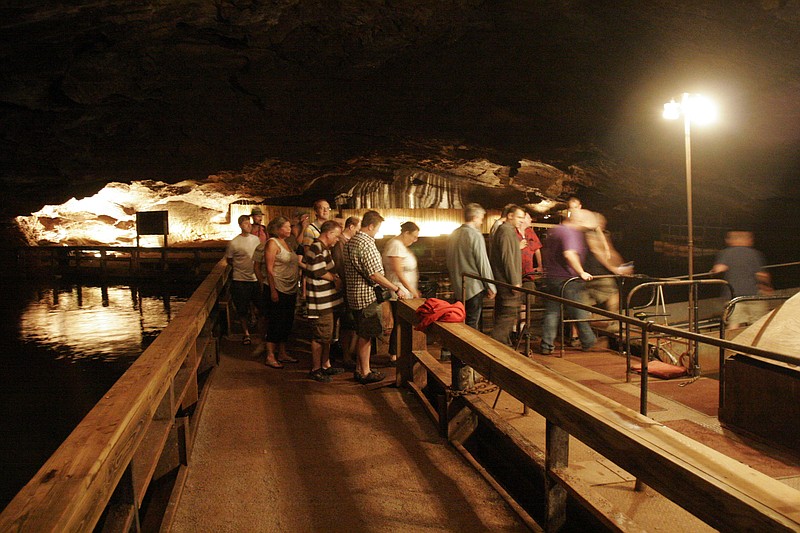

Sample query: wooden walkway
[170,322,800,532]
[169,333,527,532]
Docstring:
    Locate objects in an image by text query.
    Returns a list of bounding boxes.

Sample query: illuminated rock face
[16,181,240,246]
[14,148,572,245]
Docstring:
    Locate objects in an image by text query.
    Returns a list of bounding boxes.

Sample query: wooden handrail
[0,257,229,531]
[396,299,800,532]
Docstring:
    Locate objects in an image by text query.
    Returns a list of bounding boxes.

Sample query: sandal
[242,335,252,345]
[359,371,385,384]
[264,359,284,369]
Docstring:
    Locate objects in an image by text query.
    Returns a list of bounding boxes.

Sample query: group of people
[227,195,772,385]
[447,198,633,356]
[225,201,421,385]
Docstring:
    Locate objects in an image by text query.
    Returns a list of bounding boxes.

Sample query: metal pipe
[640,325,650,416]
[684,104,696,379]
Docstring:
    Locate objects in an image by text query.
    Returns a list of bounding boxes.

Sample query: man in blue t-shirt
[711,231,772,328]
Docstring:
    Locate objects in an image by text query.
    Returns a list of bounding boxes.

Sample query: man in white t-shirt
[226,214,261,344]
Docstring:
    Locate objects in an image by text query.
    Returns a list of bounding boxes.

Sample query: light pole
[663,93,717,374]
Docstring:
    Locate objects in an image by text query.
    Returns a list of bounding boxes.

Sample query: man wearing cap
[250,207,268,243]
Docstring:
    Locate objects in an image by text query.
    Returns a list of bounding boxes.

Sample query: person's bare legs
[311,340,322,371]
[264,341,282,367]
[340,329,357,367]
[320,343,332,370]
[355,335,371,376]
[239,316,251,342]
[278,343,298,363]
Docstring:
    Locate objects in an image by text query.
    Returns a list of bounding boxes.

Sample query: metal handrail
[764,260,800,270]
[665,260,800,281]
[558,274,624,358]
[460,273,798,418]
[625,279,729,379]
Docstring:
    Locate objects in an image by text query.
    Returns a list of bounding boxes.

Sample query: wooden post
[99,465,140,533]
[545,420,569,532]
[396,313,413,387]
[395,300,426,388]
[100,248,107,274]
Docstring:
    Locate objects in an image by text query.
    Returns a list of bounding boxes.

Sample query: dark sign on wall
[135,211,169,247]
[136,211,169,235]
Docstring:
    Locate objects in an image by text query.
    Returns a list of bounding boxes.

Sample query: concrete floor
[170,335,527,532]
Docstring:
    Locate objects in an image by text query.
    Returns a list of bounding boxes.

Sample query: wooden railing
[394,299,800,532]
[14,245,227,278]
[0,257,230,531]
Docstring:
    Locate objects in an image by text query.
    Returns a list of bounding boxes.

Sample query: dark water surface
[0,280,196,509]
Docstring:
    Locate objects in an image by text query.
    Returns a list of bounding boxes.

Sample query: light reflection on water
[0,280,194,509]
[18,285,181,362]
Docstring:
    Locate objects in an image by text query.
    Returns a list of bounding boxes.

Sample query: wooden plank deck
[168,333,527,532]
[171,317,800,532]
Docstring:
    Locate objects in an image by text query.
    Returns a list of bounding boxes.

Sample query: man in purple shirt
[540,209,597,354]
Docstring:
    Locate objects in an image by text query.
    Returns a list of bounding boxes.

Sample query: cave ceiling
[2,0,800,228]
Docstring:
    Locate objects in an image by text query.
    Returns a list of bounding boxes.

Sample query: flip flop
[278,355,299,363]
[264,359,284,369]
[242,335,252,345]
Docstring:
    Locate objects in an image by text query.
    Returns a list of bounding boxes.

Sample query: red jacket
[414,298,466,331]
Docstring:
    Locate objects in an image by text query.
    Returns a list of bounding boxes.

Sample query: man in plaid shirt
[344,210,406,384]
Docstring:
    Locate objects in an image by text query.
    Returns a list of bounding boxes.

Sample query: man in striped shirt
[304,220,345,382]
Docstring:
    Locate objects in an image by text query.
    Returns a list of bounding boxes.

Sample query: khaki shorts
[311,312,335,343]
[354,302,385,339]
[584,278,617,307]
[728,300,769,327]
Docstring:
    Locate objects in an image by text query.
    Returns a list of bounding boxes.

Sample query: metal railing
[460,273,794,417]
[624,278,729,378]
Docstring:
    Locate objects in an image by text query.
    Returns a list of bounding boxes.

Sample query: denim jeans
[541,278,595,351]
[464,292,484,331]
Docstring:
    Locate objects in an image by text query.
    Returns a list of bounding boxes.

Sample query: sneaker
[360,371,385,384]
[309,369,332,383]
[540,347,553,355]
[322,366,345,376]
